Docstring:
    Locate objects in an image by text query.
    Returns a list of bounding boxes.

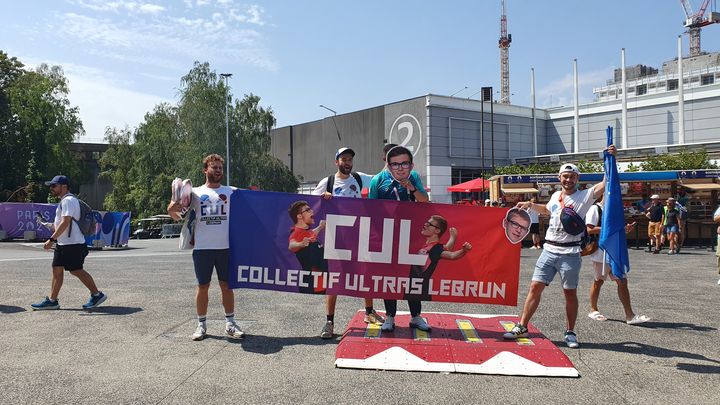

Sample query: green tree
[639,149,717,171]
[101,61,299,219]
[0,51,84,202]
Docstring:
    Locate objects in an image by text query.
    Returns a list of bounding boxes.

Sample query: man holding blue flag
[506,144,617,349]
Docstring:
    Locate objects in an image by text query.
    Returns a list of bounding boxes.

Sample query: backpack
[63,194,97,238]
[326,172,363,194]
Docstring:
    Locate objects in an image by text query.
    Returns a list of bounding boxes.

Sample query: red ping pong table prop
[335,311,579,377]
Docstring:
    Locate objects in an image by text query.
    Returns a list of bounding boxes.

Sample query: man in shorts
[505,144,617,348]
[167,154,245,341]
[585,198,649,325]
[645,195,664,254]
[31,175,107,310]
[310,147,384,339]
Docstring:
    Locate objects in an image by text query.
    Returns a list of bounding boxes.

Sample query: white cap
[558,163,580,176]
[650,194,660,199]
[484,199,491,203]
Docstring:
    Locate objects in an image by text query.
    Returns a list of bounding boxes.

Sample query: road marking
[365,323,381,338]
[456,319,482,343]
[0,251,191,263]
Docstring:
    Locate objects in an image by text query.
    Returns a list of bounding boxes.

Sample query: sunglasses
[423,221,439,230]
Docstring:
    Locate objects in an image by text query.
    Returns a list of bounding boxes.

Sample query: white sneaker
[409,316,431,331]
[320,321,334,339]
[380,316,395,331]
[564,331,579,349]
[225,322,245,340]
[192,323,207,341]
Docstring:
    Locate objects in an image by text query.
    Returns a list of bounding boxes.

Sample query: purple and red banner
[229,190,521,306]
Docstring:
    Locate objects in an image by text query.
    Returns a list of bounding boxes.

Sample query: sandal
[588,311,607,321]
[626,314,651,325]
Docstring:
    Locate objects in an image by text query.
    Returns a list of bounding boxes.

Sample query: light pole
[319,104,341,141]
[220,73,232,184]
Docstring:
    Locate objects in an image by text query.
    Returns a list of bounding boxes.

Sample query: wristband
[50,238,57,242]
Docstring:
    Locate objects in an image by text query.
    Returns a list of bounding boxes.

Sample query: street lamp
[319,104,341,141]
[220,73,232,184]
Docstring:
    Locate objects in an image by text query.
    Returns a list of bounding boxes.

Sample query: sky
[2,0,720,143]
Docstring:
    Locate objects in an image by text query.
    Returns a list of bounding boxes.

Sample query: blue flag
[599,126,630,278]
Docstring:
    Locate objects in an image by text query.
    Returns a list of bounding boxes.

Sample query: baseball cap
[650,194,660,199]
[558,163,580,176]
[44,175,69,186]
[335,147,355,160]
[484,199,491,203]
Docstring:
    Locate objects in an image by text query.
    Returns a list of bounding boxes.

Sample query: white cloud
[71,0,166,14]
[19,56,171,142]
[54,4,278,71]
[537,67,613,107]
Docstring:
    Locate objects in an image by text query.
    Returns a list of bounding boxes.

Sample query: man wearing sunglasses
[31,175,107,311]
[369,145,429,332]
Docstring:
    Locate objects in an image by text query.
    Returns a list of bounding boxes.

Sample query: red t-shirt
[288,226,316,253]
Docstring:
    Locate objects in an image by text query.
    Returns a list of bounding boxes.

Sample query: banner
[0,203,131,247]
[229,190,521,306]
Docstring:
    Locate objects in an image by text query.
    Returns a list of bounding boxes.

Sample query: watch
[50,238,57,242]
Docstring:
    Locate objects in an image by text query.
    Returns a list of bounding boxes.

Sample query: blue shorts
[192,249,229,285]
[665,224,679,233]
[532,249,582,289]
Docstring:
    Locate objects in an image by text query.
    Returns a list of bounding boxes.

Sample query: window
[636,84,647,95]
[667,79,678,91]
[701,74,714,85]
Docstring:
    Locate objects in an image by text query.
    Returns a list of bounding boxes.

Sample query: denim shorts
[532,249,582,289]
[192,249,230,285]
[665,224,679,233]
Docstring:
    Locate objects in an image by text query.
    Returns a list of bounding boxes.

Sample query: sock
[365,306,373,315]
[198,315,207,326]
[92,292,101,297]
[326,314,334,323]
[225,313,235,324]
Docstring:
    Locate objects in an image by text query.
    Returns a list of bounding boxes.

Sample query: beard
[207,172,223,183]
[338,165,352,175]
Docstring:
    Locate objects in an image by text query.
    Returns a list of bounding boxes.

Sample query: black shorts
[52,243,89,271]
[192,249,229,285]
[530,223,540,235]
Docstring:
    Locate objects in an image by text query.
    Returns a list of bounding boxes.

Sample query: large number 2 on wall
[397,122,414,154]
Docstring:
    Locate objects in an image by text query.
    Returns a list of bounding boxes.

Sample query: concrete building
[270,51,720,204]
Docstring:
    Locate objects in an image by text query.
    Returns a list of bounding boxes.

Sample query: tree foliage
[0,51,84,202]
[628,149,718,172]
[101,61,299,219]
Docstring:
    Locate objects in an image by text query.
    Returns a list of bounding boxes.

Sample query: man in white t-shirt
[585,199,649,325]
[504,145,617,349]
[31,175,107,310]
[168,154,244,341]
[311,147,384,339]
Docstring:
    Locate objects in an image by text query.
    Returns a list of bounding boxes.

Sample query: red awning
[447,178,491,193]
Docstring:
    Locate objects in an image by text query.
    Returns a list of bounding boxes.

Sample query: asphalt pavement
[0,239,718,404]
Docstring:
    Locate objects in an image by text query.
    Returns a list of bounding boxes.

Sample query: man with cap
[31,175,107,310]
[505,145,617,349]
[645,195,664,254]
[310,147,384,339]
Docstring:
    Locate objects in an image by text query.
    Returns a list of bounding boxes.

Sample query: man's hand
[449,227,458,239]
[317,220,326,231]
[606,144,617,156]
[516,201,532,210]
[43,239,54,250]
[625,222,637,233]
[322,192,333,200]
[462,242,472,251]
[300,237,311,248]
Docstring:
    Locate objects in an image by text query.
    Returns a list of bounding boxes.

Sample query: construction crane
[679,0,720,57]
[498,0,512,104]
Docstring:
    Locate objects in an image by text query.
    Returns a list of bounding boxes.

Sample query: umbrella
[447,178,491,193]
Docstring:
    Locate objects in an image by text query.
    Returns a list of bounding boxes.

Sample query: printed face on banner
[228,190,521,306]
[503,208,531,244]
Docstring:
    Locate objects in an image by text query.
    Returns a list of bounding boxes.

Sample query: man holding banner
[506,144,617,348]
[309,147,385,339]
[167,154,245,341]
[369,145,430,332]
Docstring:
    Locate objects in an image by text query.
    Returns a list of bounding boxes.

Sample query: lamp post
[220,73,232,184]
[319,104,341,141]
